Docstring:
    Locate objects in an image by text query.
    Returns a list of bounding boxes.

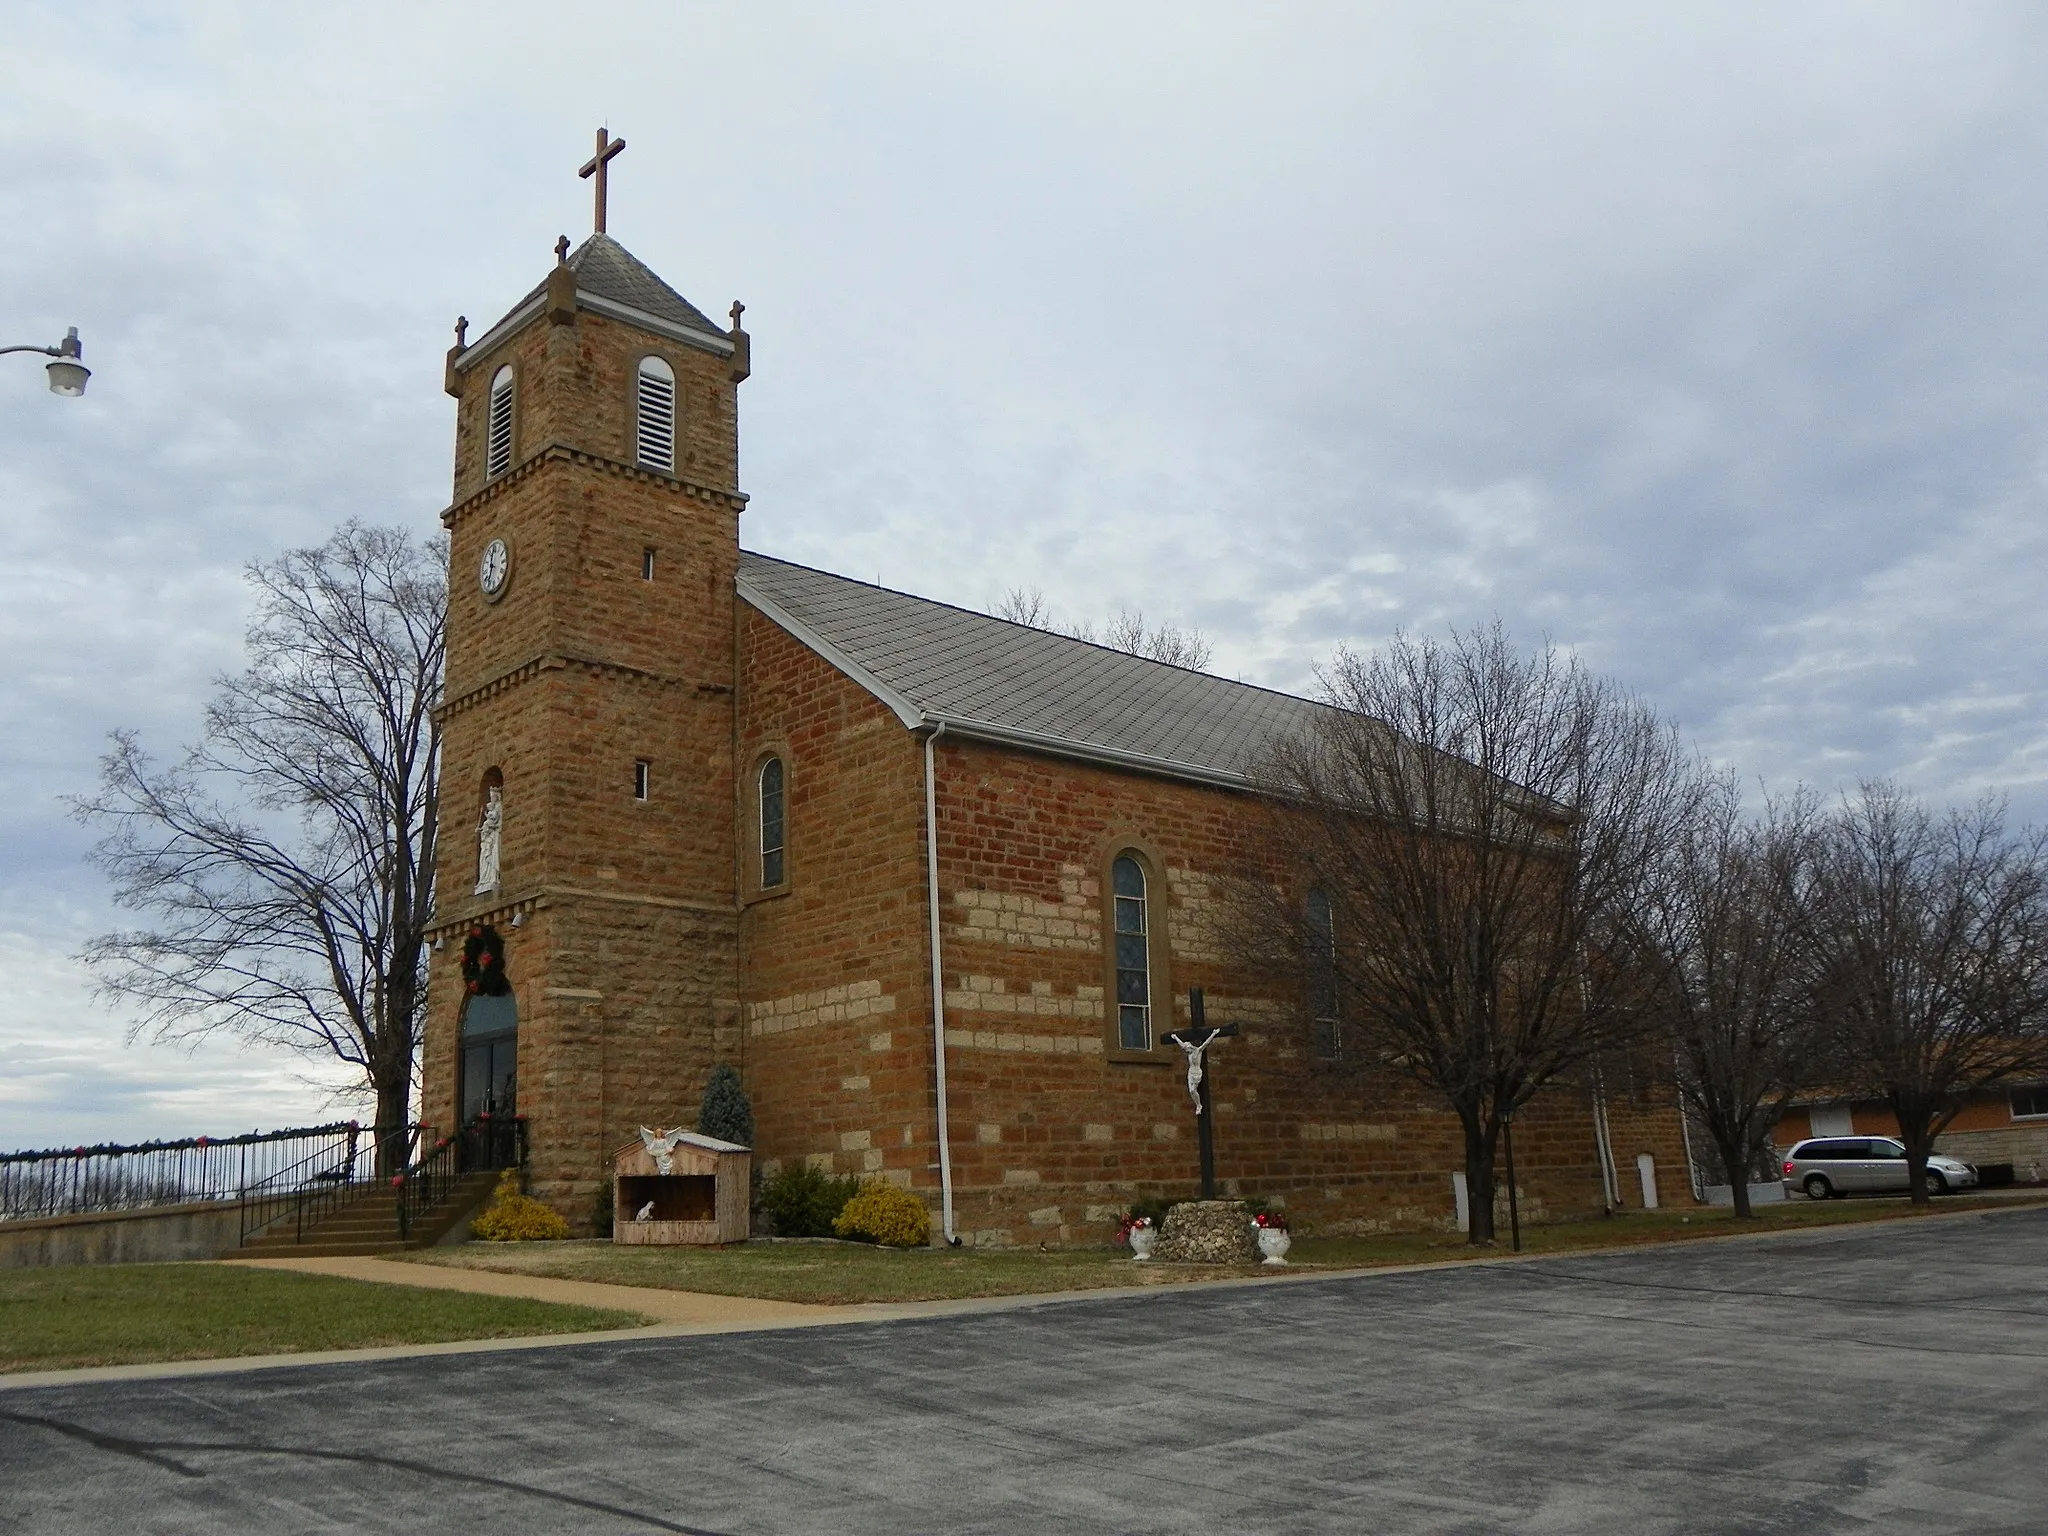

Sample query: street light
[1,327,90,396]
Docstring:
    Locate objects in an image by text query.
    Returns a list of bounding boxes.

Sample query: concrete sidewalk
[217,1253,834,1328]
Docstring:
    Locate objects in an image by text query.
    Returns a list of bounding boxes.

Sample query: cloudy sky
[5,3,2047,1147]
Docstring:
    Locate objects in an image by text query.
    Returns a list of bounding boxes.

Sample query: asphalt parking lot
[3,1205,2045,1534]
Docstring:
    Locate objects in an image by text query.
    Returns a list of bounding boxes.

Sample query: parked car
[1782,1138,1979,1200]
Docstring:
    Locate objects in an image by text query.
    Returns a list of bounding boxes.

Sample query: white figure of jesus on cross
[1173,1030,1219,1111]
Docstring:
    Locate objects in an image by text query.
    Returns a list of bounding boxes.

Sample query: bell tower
[424,131,753,1223]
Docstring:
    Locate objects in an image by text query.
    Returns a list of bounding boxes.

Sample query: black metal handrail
[1,1123,357,1224]
[234,1122,425,1247]
[460,1112,528,1176]
[394,1135,459,1242]
[396,1115,527,1241]
[236,1125,371,1246]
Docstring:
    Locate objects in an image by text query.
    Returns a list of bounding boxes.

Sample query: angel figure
[639,1125,688,1175]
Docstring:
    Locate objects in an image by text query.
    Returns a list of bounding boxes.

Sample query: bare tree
[74,523,445,1171]
[1099,609,1213,671]
[995,585,1214,671]
[995,586,1053,628]
[1241,623,1701,1244]
[1633,778,1819,1216]
[1802,782,2048,1204]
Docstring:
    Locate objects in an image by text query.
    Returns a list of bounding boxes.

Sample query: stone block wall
[426,284,747,1228]
[736,606,935,1194]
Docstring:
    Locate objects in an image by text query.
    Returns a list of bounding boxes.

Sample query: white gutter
[923,721,959,1245]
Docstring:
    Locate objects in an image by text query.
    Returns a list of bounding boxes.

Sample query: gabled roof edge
[454,289,731,376]
[938,717,1259,793]
[736,575,927,729]
[738,569,1264,791]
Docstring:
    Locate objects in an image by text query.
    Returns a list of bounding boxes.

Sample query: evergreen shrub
[1127,1196,1174,1229]
[833,1180,932,1247]
[469,1169,571,1242]
[697,1063,755,1146]
[758,1162,861,1237]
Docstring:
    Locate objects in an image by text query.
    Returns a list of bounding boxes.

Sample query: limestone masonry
[422,229,1693,1244]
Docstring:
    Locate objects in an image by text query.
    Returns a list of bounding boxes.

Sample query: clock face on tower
[478,537,511,601]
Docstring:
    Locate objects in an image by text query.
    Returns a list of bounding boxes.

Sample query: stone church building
[421,215,1690,1244]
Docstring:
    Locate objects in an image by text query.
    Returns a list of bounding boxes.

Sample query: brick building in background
[421,215,1693,1243]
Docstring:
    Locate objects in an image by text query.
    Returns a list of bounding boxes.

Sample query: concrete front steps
[230,1170,501,1258]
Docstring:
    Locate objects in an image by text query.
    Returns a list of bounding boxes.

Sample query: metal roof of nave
[736,551,1330,790]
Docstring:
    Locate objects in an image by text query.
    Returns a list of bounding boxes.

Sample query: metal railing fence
[1,1123,360,1223]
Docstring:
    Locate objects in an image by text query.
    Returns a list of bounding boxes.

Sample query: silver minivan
[1782,1137,1978,1200]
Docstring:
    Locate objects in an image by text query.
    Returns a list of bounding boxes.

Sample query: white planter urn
[1255,1225,1291,1266]
[1129,1225,1157,1261]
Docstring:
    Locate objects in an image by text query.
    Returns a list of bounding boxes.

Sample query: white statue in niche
[474,785,503,895]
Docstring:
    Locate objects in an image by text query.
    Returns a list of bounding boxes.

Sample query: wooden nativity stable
[613,1129,751,1245]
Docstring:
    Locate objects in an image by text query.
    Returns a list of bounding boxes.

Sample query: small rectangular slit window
[641,547,656,581]
[633,760,650,801]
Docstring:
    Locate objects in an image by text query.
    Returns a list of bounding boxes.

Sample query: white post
[1637,1153,1659,1210]
[1452,1171,1470,1232]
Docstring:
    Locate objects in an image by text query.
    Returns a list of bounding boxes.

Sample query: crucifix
[579,127,626,234]
[1163,987,1238,1201]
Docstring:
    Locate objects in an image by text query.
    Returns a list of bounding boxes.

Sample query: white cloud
[5,1,2048,1140]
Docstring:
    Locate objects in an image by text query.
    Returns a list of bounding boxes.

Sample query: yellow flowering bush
[469,1168,570,1242]
[832,1180,932,1248]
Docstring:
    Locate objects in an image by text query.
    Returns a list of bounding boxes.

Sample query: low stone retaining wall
[0,1200,250,1268]
[1154,1200,1259,1264]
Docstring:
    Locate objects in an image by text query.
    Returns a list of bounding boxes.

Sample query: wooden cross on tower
[579,127,626,234]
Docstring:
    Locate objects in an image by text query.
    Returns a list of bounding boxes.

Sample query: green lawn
[405,1191,2048,1305]
[0,1263,651,1374]
[1293,1190,2046,1268]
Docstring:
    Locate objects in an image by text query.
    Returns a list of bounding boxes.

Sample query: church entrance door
[458,991,519,1168]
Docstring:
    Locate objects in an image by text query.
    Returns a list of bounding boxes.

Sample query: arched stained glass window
[759,757,786,887]
[1113,854,1151,1050]
[636,355,676,472]
[1306,888,1341,1060]
[485,365,515,479]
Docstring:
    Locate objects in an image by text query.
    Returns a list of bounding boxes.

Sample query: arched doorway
[457,924,520,1168]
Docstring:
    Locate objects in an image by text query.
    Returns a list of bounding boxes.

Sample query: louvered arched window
[636,355,676,473]
[485,365,515,479]
[759,757,786,888]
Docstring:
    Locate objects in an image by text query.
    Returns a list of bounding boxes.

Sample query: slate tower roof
[461,233,734,363]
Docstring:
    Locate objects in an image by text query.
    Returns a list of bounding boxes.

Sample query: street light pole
[1,327,90,396]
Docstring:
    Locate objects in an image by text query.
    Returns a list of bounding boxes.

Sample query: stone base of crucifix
[1152,1200,1259,1264]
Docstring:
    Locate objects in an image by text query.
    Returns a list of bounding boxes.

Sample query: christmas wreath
[461,924,511,996]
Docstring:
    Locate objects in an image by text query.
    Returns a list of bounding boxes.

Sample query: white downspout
[1591,1064,1620,1211]
[1675,1047,1704,1203]
[923,721,960,1245]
